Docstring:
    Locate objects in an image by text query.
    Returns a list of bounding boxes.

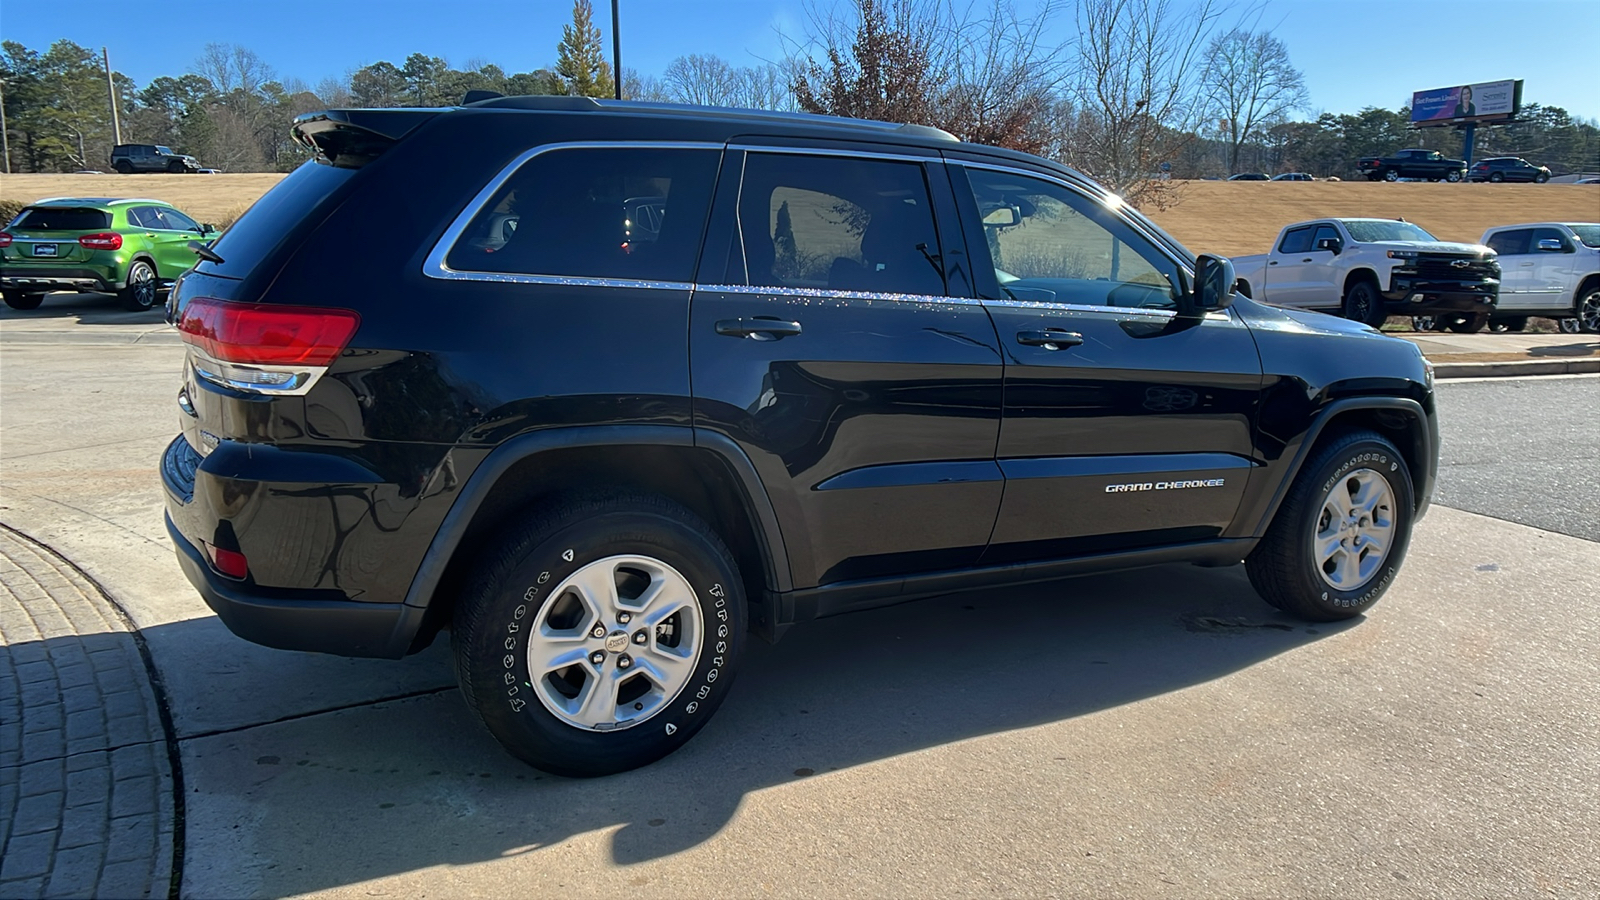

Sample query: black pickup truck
[1358,149,1467,182]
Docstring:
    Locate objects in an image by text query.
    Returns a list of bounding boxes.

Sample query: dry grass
[3,172,1595,260]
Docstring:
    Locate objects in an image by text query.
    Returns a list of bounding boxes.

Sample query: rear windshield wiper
[188,241,224,265]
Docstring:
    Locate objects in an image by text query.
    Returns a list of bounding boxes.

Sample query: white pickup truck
[1478,222,1599,333]
[1232,218,1500,331]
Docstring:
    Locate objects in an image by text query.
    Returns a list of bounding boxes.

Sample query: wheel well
[1575,273,1600,307]
[1342,269,1379,297]
[1235,279,1253,299]
[419,444,771,645]
[1309,407,1428,509]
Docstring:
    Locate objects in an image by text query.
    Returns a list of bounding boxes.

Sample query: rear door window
[443,146,720,284]
[1486,229,1530,256]
[726,152,948,297]
[13,207,111,231]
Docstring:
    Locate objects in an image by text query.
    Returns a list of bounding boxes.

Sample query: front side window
[1486,229,1530,256]
[1312,225,1342,250]
[728,153,947,297]
[964,167,1180,310]
[444,146,720,283]
[1530,227,1571,251]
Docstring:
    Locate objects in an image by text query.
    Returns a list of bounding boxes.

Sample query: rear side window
[727,153,947,297]
[13,207,111,231]
[1486,229,1530,255]
[200,161,356,278]
[1277,227,1313,254]
[444,146,720,284]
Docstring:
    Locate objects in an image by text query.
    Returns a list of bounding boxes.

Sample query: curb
[1432,357,1600,379]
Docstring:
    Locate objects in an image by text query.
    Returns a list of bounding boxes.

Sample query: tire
[1410,315,1439,332]
[113,160,134,174]
[452,492,745,777]
[166,159,185,173]
[1489,172,1504,183]
[1246,430,1415,621]
[118,260,159,311]
[1383,169,1400,182]
[3,291,46,310]
[1558,317,1582,334]
[1488,316,1527,333]
[1577,288,1600,334]
[1535,173,1549,183]
[1445,313,1488,334]
[1342,279,1385,327]
[1445,170,1462,183]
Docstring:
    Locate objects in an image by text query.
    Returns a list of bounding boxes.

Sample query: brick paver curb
[0,526,176,899]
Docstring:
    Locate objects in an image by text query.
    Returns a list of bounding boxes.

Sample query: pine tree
[773,200,797,278]
[556,0,615,99]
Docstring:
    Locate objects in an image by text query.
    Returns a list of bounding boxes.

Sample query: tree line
[4,0,1596,204]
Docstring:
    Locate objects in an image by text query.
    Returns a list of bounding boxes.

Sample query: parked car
[1231,218,1499,328]
[1467,157,1552,183]
[1270,172,1314,181]
[1227,172,1269,181]
[110,144,204,174]
[1357,149,1466,182]
[162,97,1439,777]
[1478,222,1600,332]
[0,197,217,310]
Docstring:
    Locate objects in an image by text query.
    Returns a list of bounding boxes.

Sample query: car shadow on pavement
[1528,340,1600,357]
[0,292,167,326]
[162,562,1355,896]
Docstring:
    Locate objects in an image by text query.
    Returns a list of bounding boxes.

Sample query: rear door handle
[1016,329,1084,348]
[715,317,802,340]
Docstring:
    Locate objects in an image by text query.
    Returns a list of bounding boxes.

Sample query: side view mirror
[198,223,217,235]
[1315,237,1343,254]
[1536,238,1565,252]
[1190,254,1236,314]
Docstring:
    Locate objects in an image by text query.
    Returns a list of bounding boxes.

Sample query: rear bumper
[0,266,114,292]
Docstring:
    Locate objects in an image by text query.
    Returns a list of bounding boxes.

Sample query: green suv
[0,197,216,311]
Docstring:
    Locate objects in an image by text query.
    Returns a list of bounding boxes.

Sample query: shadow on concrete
[1529,340,1600,358]
[166,563,1355,895]
[0,292,167,326]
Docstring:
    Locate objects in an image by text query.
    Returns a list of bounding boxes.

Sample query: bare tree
[1201,29,1308,174]
[1065,0,1228,206]
[663,54,739,106]
[194,43,273,97]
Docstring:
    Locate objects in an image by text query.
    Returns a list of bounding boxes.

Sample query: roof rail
[460,94,959,142]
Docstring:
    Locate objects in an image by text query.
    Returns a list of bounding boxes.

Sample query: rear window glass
[444,146,720,284]
[14,207,111,231]
[199,161,356,278]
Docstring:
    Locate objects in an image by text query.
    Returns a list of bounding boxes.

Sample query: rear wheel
[3,291,46,311]
[118,260,158,311]
[1577,288,1600,334]
[1558,317,1582,334]
[1489,172,1504,183]
[1488,316,1527,333]
[1342,279,1385,327]
[113,160,134,174]
[1247,430,1414,621]
[1445,313,1488,334]
[1410,315,1439,332]
[1383,169,1400,182]
[452,492,745,777]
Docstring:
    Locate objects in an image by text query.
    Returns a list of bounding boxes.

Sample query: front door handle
[715,317,802,340]
[1016,329,1084,348]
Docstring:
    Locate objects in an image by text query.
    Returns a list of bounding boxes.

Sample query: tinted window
[1486,229,1530,255]
[446,146,719,283]
[1312,225,1342,250]
[964,167,1179,310]
[200,161,356,278]
[1277,227,1313,254]
[160,208,200,232]
[13,207,111,231]
[727,153,946,297]
[1530,227,1570,251]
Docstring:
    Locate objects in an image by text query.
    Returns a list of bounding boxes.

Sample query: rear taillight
[178,297,359,394]
[202,542,249,580]
[79,232,123,250]
[0,233,12,248]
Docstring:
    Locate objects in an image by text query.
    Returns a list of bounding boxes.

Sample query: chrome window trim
[694,283,981,306]
[730,143,946,164]
[4,238,82,245]
[422,140,724,289]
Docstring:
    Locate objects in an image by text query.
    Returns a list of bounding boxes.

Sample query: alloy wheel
[128,263,156,308]
[1313,468,1396,592]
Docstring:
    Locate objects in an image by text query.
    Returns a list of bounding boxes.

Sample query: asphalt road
[1434,375,1600,542]
[3,302,1598,899]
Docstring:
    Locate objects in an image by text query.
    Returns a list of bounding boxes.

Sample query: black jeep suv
[110,143,203,173]
[161,96,1439,777]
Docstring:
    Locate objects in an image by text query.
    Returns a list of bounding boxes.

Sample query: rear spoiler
[291,109,440,168]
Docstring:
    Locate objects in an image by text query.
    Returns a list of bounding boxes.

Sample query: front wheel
[1535,173,1549,183]
[1247,431,1414,621]
[1342,280,1385,327]
[1576,288,1600,334]
[118,260,159,311]
[453,493,745,777]
[1445,170,1462,183]
[1488,317,1527,333]
[1445,313,1489,334]
[1411,315,1439,332]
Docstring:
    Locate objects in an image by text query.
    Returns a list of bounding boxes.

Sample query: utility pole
[0,77,11,175]
[611,0,622,100]
[104,46,122,146]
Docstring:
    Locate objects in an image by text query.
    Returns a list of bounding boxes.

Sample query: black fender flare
[383,424,792,656]
[1247,396,1436,539]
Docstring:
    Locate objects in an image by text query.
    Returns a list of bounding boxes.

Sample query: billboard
[1411,80,1522,126]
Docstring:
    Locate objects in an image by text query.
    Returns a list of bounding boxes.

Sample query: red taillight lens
[203,542,249,579]
[177,297,360,367]
[78,232,123,250]
[0,233,12,248]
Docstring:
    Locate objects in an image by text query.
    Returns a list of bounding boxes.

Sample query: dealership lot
[1,300,1596,897]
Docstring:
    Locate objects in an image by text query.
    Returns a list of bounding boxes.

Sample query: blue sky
[3,0,1597,121]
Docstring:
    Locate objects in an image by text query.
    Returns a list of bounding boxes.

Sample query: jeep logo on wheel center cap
[604,631,629,653]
